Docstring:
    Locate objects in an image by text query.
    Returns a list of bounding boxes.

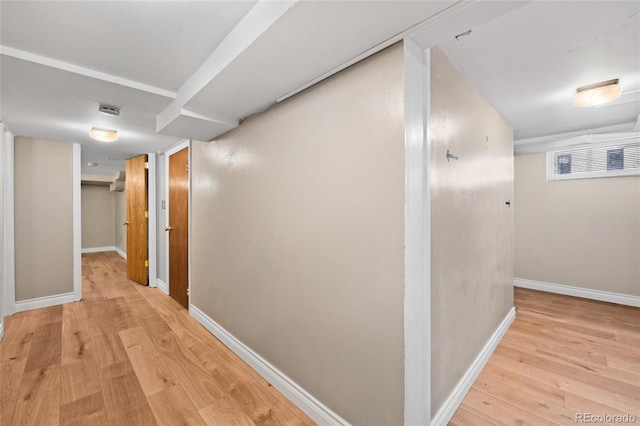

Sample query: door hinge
[186,164,189,174]
[144,210,149,218]
[145,162,149,169]
[187,288,190,296]
[144,259,149,267]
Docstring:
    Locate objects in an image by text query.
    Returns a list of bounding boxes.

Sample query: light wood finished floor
[0,252,316,426]
[451,287,640,425]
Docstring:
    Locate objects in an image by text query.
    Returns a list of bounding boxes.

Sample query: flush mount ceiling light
[99,104,120,116]
[87,162,98,167]
[573,78,621,107]
[89,127,118,142]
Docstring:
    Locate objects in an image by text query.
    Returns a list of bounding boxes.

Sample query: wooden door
[125,154,148,284]
[168,148,189,308]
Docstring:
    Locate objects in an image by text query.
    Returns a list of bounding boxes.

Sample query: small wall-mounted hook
[505,200,511,208]
[446,150,459,162]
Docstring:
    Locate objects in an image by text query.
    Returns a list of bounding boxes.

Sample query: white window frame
[546,138,640,181]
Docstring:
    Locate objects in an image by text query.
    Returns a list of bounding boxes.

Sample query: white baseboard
[81,246,117,254]
[15,292,76,313]
[114,247,127,259]
[189,305,350,426]
[514,278,640,308]
[156,279,168,295]
[431,307,516,426]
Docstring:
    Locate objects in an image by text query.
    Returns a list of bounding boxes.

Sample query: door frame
[2,126,15,317]
[164,139,191,307]
[148,153,157,288]
[72,143,82,301]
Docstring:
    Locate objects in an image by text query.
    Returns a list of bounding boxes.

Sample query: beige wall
[15,137,73,301]
[191,44,405,425]
[114,190,127,254]
[515,153,640,296]
[430,47,514,414]
[81,185,115,248]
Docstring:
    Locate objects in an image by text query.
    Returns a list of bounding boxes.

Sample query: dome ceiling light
[574,78,621,107]
[89,127,118,142]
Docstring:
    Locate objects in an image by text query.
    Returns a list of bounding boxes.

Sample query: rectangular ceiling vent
[547,139,640,181]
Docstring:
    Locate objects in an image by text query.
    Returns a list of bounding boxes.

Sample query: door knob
[123,220,130,226]
[165,226,172,232]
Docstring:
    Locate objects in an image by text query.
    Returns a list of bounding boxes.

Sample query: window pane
[557,154,572,174]
[607,148,624,170]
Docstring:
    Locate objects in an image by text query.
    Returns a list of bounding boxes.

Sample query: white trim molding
[15,292,76,313]
[190,305,350,426]
[403,39,431,426]
[156,279,169,295]
[515,278,640,308]
[81,246,118,254]
[514,121,639,155]
[3,129,15,316]
[72,143,82,302]
[431,307,516,426]
[115,247,127,260]
[0,321,4,340]
[148,153,157,288]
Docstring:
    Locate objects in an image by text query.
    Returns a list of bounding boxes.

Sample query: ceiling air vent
[99,104,120,116]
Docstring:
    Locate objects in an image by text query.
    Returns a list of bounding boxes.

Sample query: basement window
[547,140,640,181]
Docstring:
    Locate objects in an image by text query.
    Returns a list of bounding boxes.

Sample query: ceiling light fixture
[89,127,118,142]
[87,162,98,167]
[99,104,120,116]
[573,78,621,107]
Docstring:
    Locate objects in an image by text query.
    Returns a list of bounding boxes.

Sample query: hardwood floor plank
[0,252,314,426]
[0,333,34,426]
[147,384,206,426]
[11,365,61,426]
[1,313,37,348]
[189,342,301,425]
[119,326,177,396]
[470,372,576,423]
[106,297,140,332]
[60,359,102,407]
[23,322,62,374]
[10,389,60,426]
[477,363,566,409]
[564,391,636,419]
[136,313,172,339]
[99,361,158,426]
[59,391,109,426]
[88,318,129,369]
[150,331,225,410]
[460,388,555,425]
[452,288,640,424]
[449,406,507,426]
[198,397,256,426]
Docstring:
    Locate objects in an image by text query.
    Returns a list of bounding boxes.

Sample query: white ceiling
[1,1,638,176]
[0,1,257,91]
[436,1,640,142]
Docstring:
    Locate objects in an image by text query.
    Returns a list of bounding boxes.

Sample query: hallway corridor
[0,252,315,426]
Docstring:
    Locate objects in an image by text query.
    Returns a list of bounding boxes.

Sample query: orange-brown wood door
[168,147,189,308]
[125,154,148,285]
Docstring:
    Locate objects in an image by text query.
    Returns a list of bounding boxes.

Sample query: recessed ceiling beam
[157,0,297,138]
[0,45,176,99]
